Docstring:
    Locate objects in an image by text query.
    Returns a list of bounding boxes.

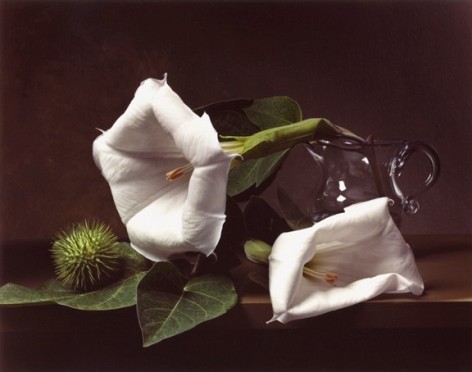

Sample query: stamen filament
[165,142,243,182]
[166,163,194,181]
[303,266,338,285]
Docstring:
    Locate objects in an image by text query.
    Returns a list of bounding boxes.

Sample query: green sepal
[223,118,340,161]
[244,239,272,265]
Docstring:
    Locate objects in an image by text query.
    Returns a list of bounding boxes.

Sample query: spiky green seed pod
[51,220,123,291]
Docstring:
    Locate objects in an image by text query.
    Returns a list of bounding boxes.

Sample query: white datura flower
[268,197,424,323]
[93,74,233,261]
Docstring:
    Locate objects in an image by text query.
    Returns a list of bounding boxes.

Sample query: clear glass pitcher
[277,134,440,227]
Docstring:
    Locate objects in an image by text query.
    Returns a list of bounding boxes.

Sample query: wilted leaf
[137,262,237,347]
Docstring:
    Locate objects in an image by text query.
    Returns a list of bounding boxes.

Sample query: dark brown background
[1,1,471,240]
[1,2,471,371]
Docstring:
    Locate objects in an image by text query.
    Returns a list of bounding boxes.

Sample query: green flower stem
[167,118,361,182]
[221,118,342,160]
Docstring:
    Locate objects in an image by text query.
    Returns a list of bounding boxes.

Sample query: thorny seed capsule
[51,220,123,291]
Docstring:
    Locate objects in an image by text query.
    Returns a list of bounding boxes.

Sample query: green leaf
[0,242,150,311]
[137,262,237,347]
[118,241,152,275]
[56,272,147,310]
[0,281,72,306]
[197,96,306,197]
[244,96,302,130]
[227,150,288,197]
[227,159,259,197]
[0,273,146,311]
[194,98,258,136]
[253,150,288,186]
[226,97,302,196]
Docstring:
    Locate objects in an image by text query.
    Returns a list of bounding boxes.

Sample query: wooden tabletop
[230,234,472,330]
[1,234,470,332]
[1,235,470,371]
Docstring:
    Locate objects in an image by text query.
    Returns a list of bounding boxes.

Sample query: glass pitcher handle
[388,141,440,215]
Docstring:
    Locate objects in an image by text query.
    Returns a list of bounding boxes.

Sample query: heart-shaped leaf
[137,262,237,347]
[0,242,150,310]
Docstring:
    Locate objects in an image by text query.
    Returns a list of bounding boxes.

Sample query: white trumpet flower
[93,75,233,261]
[268,197,424,323]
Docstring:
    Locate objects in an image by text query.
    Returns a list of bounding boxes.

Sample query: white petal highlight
[93,75,233,261]
[268,197,424,323]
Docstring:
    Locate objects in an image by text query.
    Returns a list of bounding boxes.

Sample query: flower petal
[268,197,424,323]
[93,75,233,261]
